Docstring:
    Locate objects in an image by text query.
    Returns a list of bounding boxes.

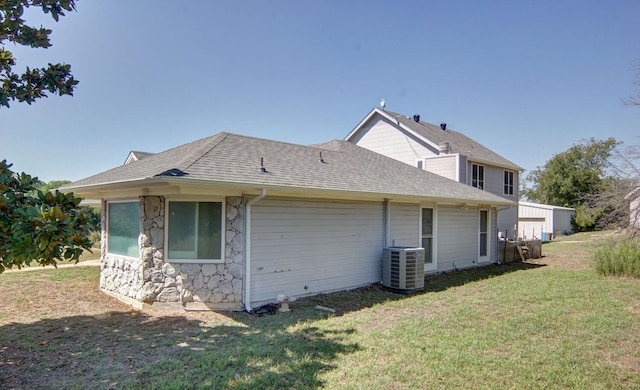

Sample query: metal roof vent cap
[413,114,420,122]
[440,123,447,130]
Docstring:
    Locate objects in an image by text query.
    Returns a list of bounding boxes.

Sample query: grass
[1,232,639,388]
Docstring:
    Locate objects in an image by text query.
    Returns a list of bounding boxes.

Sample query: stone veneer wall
[100,196,246,311]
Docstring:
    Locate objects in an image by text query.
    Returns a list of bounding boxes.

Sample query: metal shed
[518,202,575,241]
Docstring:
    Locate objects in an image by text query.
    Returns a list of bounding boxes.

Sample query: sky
[1,1,639,183]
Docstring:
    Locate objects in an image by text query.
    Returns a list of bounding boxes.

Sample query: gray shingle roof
[366,108,523,171]
[63,132,514,205]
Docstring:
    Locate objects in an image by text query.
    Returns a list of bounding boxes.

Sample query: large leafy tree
[1,0,78,108]
[0,1,91,272]
[522,137,620,231]
[0,160,92,273]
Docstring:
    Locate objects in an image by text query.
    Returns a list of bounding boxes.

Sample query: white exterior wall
[519,204,552,239]
[465,161,518,237]
[436,206,496,271]
[388,202,420,247]
[250,198,384,306]
[518,203,575,239]
[553,208,575,236]
[350,117,436,167]
[498,206,518,239]
[424,154,458,181]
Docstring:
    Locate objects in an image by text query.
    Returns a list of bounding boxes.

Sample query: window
[416,160,423,169]
[472,164,484,190]
[167,201,224,262]
[479,210,488,258]
[421,208,434,270]
[504,170,514,196]
[107,201,140,257]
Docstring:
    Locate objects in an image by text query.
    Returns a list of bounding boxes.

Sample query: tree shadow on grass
[0,310,360,389]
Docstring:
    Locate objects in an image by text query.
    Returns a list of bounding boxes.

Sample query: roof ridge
[179,132,230,172]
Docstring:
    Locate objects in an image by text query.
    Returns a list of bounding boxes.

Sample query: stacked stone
[100,195,246,308]
[177,197,245,304]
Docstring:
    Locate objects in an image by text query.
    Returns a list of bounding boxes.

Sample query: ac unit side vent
[382,247,425,294]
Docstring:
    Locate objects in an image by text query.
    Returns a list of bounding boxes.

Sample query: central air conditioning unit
[383,247,425,293]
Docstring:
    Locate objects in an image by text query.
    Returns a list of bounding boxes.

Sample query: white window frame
[504,170,514,196]
[106,200,140,258]
[165,197,226,263]
[471,163,485,190]
[419,203,438,273]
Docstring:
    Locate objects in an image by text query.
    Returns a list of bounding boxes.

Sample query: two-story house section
[345,107,524,239]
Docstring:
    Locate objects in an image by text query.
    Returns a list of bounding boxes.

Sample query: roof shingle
[63,132,513,205]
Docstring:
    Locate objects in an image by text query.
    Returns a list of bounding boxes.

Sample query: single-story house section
[518,201,575,241]
[62,132,514,312]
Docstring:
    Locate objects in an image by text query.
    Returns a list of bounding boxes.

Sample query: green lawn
[1,232,639,389]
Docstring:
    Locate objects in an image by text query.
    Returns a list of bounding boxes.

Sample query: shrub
[593,238,640,277]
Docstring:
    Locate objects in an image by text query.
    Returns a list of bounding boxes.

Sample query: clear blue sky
[2,1,639,182]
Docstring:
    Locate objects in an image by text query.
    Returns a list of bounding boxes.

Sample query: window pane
[197,202,222,259]
[480,233,488,257]
[108,202,139,257]
[422,208,433,235]
[479,210,488,257]
[422,237,433,265]
[168,201,222,260]
[168,202,196,259]
[480,210,488,232]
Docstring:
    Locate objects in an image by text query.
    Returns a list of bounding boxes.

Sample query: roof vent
[319,151,326,164]
[413,114,420,122]
[440,123,447,131]
[259,157,268,173]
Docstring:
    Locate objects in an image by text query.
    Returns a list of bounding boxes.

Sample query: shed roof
[519,201,575,211]
[62,132,514,205]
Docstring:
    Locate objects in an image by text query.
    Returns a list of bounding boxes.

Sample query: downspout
[244,188,266,312]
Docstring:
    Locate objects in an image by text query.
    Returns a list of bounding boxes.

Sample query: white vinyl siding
[436,206,497,271]
[388,202,420,248]
[350,117,436,166]
[424,154,458,181]
[250,199,384,306]
[436,206,480,271]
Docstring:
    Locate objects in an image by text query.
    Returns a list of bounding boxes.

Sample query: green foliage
[80,205,101,233]
[593,237,640,277]
[0,0,78,108]
[36,179,72,193]
[596,238,640,276]
[572,202,599,232]
[0,159,92,273]
[523,137,619,231]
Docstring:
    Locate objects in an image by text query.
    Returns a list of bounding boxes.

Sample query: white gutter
[244,188,266,312]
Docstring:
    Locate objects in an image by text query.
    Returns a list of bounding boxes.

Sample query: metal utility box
[383,247,425,293]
